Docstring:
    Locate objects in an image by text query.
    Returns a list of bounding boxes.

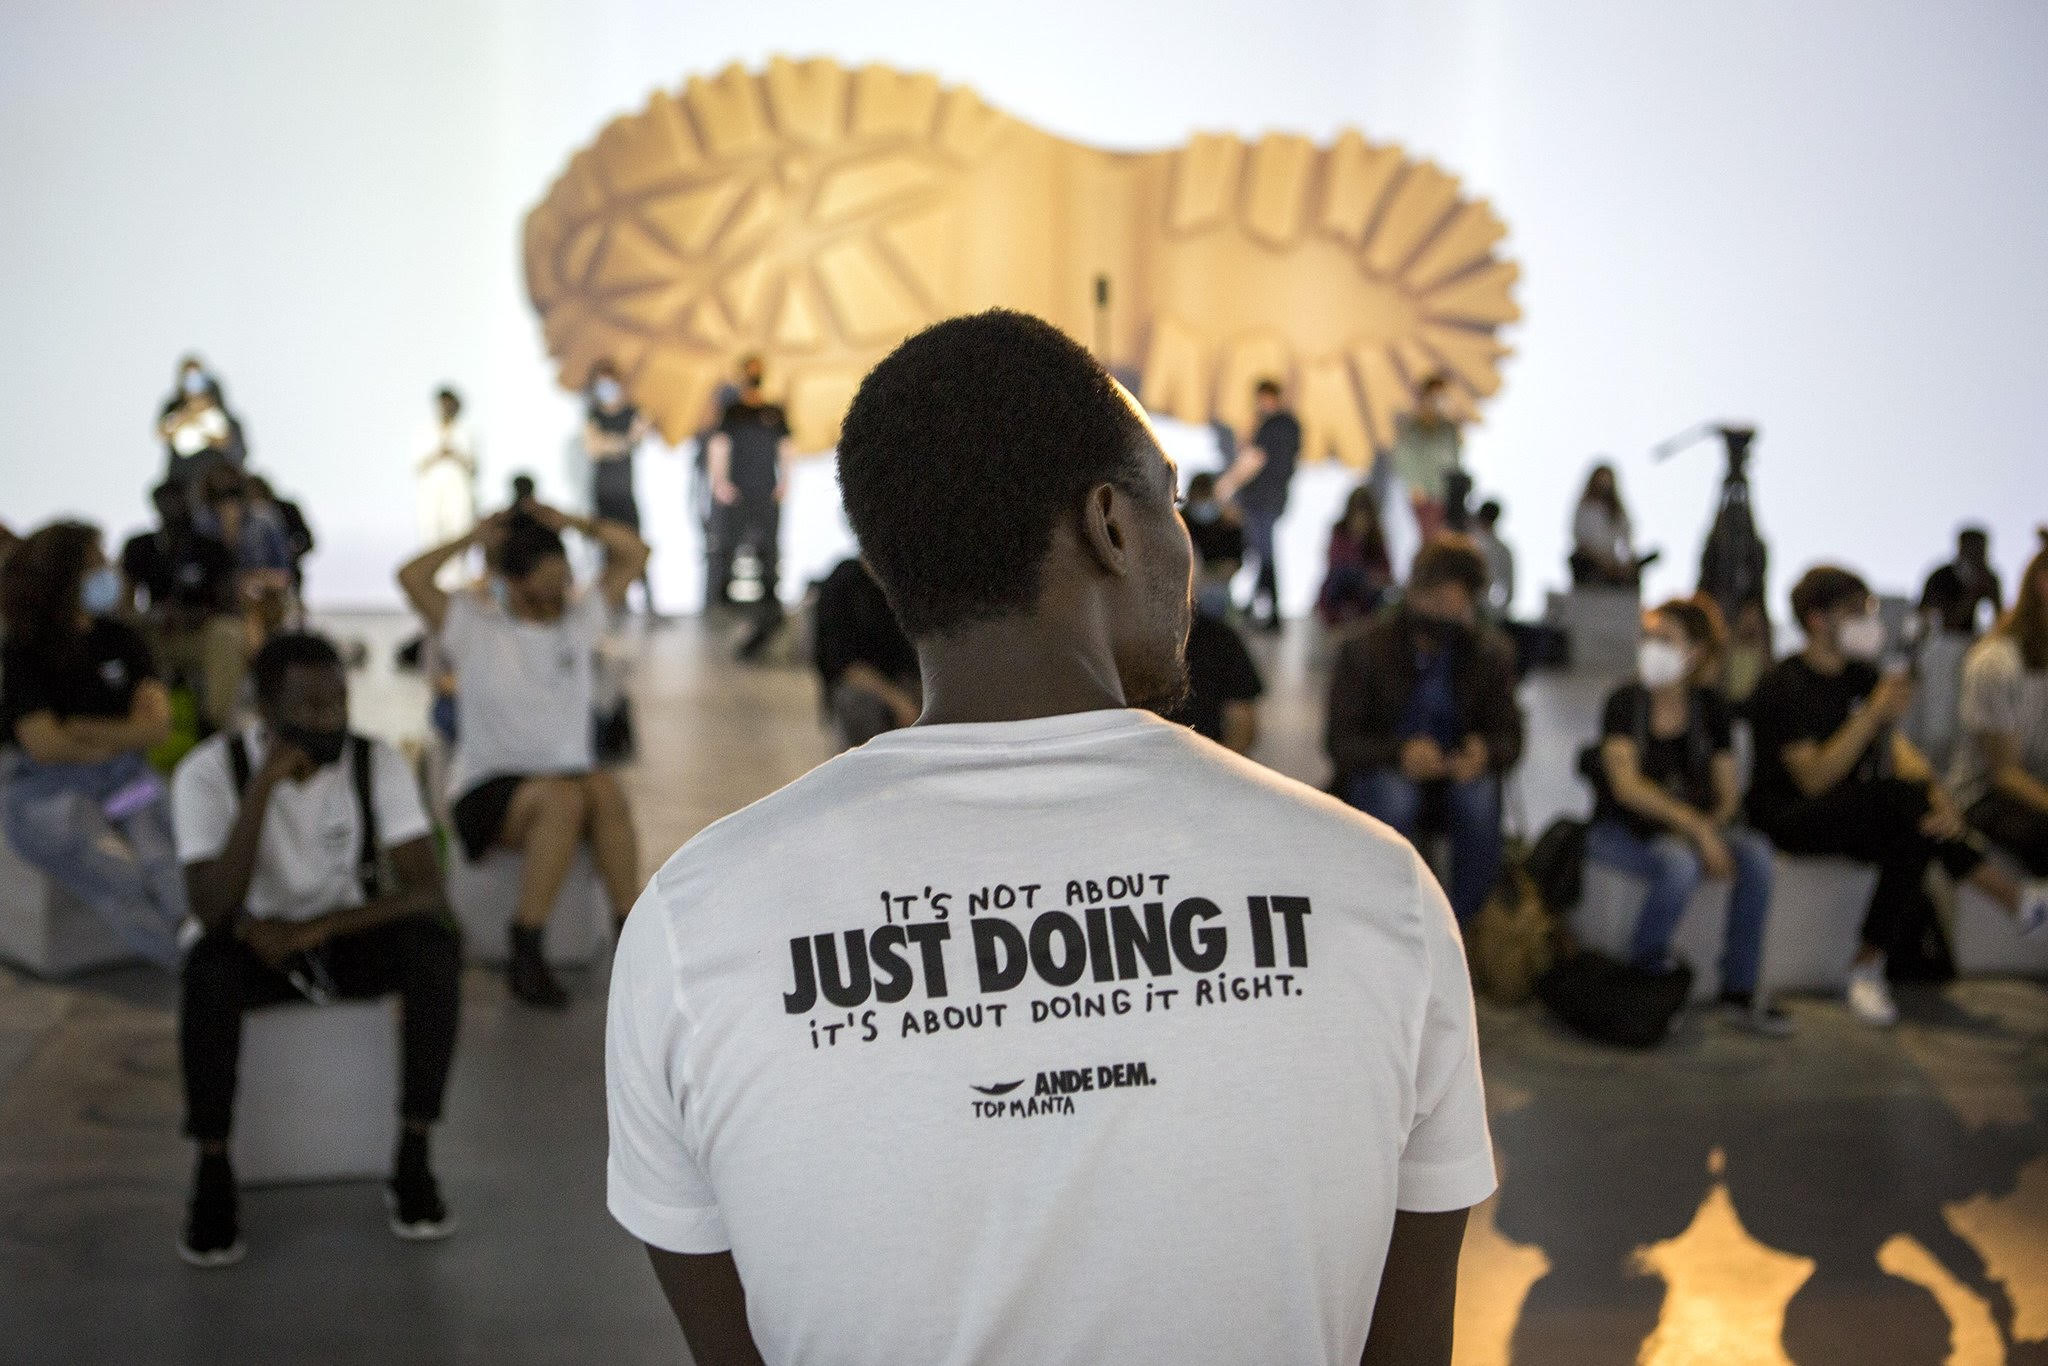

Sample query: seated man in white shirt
[606,310,1495,1366]
[173,632,461,1267]
[399,503,649,1009]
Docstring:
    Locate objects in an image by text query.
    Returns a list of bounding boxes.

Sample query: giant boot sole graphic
[524,58,1519,462]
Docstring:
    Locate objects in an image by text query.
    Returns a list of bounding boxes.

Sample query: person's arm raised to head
[523,502,648,613]
[398,518,495,633]
[1360,1205,1469,1366]
[646,1249,766,1366]
[1212,444,1266,503]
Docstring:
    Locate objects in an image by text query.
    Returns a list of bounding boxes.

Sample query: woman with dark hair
[1,522,188,966]
[1570,462,1642,588]
[1954,529,2048,873]
[1316,485,1393,626]
[1586,594,1788,1034]
[158,355,247,498]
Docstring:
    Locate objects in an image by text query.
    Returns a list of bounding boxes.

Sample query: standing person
[1326,536,1524,926]
[121,482,247,735]
[157,355,246,501]
[397,504,649,1009]
[1746,566,2047,1026]
[417,386,478,575]
[1317,485,1393,627]
[172,632,462,1265]
[1919,526,2003,637]
[705,363,793,659]
[608,311,1493,1366]
[1952,531,2048,874]
[1586,597,1791,1035]
[584,360,655,615]
[1472,499,1515,620]
[1570,463,1647,589]
[812,557,919,749]
[1214,377,1300,630]
[1,522,187,966]
[1387,376,1462,543]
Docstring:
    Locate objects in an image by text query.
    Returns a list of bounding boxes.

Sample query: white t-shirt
[607,709,1495,1366]
[1951,634,2048,806]
[171,726,432,922]
[442,588,605,799]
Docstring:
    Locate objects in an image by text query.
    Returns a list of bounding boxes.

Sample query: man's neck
[915,613,1127,727]
[1801,641,1847,675]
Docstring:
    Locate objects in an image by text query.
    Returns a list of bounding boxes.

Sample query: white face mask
[181,369,208,396]
[1637,638,1689,690]
[593,378,622,406]
[1837,611,1885,661]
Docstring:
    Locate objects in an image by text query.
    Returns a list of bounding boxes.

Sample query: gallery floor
[2,612,2044,1365]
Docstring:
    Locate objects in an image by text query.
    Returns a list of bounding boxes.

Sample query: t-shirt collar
[860,707,1163,751]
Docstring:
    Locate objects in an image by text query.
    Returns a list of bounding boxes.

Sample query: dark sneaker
[387,1142,457,1242]
[178,1152,245,1268]
[507,926,569,1010]
[1719,992,1796,1039]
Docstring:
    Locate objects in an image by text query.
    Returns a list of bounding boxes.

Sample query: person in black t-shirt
[1918,525,2003,637]
[121,481,248,735]
[1748,565,2046,1027]
[1587,596,1788,1035]
[707,366,794,657]
[1214,378,1300,631]
[813,558,920,748]
[1162,486,1263,753]
[584,359,655,613]
[1180,473,1244,620]
[1,521,188,966]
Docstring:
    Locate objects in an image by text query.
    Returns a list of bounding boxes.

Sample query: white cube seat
[0,827,140,978]
[1544,588,1642,675]
[1757,854,1881,996]
[445,846,611,966]
[1953,874,2048,979]
[1569,859,1730,1002]
[231,997,400,1186]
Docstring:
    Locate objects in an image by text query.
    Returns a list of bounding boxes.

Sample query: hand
[258,738,315,788]
[1694,827,1735,880]
[1447,735,1489,783]
[1868,672,1915,724]
[1919,791,1964,841]
[713,479,741,506]
[1399,736,1447,782]
[237,916,315,968]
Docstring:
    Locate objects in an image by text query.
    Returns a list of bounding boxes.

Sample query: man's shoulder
[172,730,236,797]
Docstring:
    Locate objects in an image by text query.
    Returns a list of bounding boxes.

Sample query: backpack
[227,731,384,899]
[1469,855,1556,1006]
[1535,949,1693,1048]
[1523,816,1589,916]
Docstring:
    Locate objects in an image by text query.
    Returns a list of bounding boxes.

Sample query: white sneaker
[2018,881,2048,937]
[1846,960,1899,1028]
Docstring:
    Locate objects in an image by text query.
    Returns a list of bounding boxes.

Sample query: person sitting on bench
[172,631,461,1266]
[398,503,649,1009]
[1747,566,2047,1028]
[1953,530,2048,876]
[1,521,187,966]
[1586,596,1790,1036]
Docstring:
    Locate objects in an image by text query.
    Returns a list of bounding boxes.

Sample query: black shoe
[507,925,569,1010]
[387,1132,457,1241]
[178,1151,245,1268]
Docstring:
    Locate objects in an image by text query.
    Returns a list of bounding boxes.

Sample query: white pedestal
[0,828,141,978]
[1953,881,2048,979]
[231,998,400,1186]
[1570,859,1730,1002]
[1757,855,1881,996]
[446,847,611,966]
[1544,588,1642,675]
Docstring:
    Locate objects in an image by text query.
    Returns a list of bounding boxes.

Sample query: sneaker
[2018,881,2048,937]
[1719,992,1796,1039]
[177,1151,245,1268]
[523,61,1518,458]
[507,925,569,1010]
[1846,959,1899,1028]
[387,1136,457,1242]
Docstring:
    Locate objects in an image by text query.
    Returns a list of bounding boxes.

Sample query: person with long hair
[1953,529,2048,874]
[1587,595,1790,1035]
[1317,484,1394,626]
[1570,462,1643,588]
[1,522,188,966]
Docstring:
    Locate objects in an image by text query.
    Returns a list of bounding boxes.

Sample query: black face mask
[279,722,347,768]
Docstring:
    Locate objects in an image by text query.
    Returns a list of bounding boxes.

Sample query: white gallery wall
[3,0,2044,616]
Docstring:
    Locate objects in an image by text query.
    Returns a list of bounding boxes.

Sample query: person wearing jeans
[1327,535,1523,923]
[1,521,187,967]
[1213,378,1300,631]
[1585,595,1789,1036]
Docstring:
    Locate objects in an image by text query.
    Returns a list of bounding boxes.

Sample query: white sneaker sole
[176,1237,246,1268]
[385,1187,458,1242]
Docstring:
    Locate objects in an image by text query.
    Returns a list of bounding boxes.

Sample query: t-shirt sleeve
[171,742,237,866]
[1700,689,1733,753]
[112,622,159,686]
[606,890,731,1253]
[1958,639,2021,735]
[1397,850,1498,1212]
[369,740,433,850]
[1599,686,1636,740]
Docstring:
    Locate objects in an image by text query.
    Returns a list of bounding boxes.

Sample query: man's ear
[1078,482,1130,577]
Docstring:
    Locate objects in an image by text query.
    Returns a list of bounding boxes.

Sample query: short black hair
[251,631,342,707]
[837,309,1154,638]
[1789,564,1870,629]
[510,473,537,502]
[1253,378,1281,399]
[436,386,461,408]
[1409,535,1489,597]
[1185,472,1218,500]
[1419,373,1449,395]
[500,513,566,579]
[1958,525,1988,548]
[1477,499,1502,523]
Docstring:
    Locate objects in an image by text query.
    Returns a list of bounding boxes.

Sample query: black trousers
[180,914,461,1143]
[1761,777,1982,957]
[1970,789,2048,876]
[707,495,781,615]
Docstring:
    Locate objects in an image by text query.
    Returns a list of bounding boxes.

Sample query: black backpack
[1536,950,1693,1048]
[1523,816,1589,916]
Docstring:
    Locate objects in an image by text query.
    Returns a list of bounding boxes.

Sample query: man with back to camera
[606,311,1493,1366]
[1213,376,1300,631]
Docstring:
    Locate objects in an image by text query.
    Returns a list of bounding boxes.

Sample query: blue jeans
[2,751,188,968]
[1346,769,1502,924]
[1240,506,1281,620]
[1585,819,1772,995]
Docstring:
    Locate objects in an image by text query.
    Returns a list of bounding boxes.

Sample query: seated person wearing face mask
[398,503,650,1010]
[2,522,188,967]
[171,632,461,1266]
[1748,566,2048,1028]
[1327,536,1524,925]
[1587,596,1789,1036]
